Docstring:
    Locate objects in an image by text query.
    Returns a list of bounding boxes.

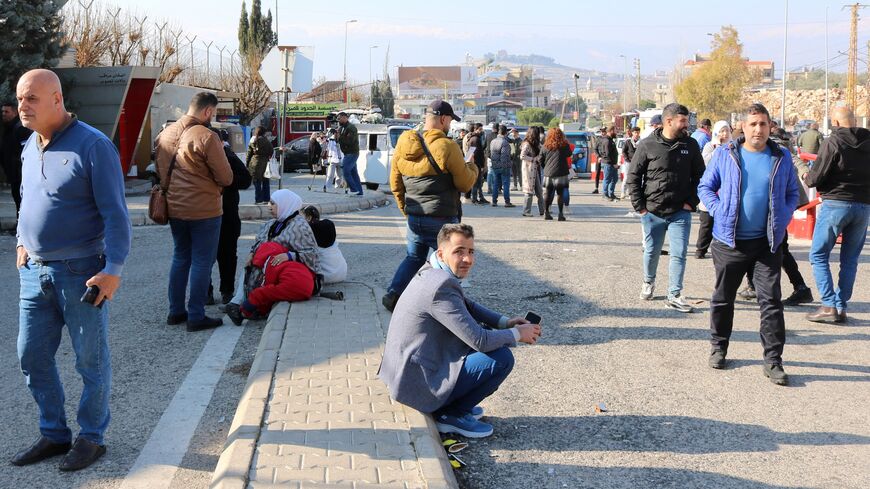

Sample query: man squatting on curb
[379,223,542,438]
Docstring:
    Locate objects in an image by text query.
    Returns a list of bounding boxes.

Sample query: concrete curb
[209,302,290,489]
[370,285,459,489]
[0,194,389,231]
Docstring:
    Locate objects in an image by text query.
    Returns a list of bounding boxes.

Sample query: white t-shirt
[319,242,347,284]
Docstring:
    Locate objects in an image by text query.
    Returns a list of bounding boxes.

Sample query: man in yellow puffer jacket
[382,101,479,311]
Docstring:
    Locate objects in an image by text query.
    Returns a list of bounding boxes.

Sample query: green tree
[0,0,65,102]
[639,99,656,110]
[233,0,278,125]
[517,107,554,126]
[238,1,249,56]
[675,25,755,121]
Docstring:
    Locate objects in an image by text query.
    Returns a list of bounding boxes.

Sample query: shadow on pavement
[480,414,870,455]
[457,462,816,489]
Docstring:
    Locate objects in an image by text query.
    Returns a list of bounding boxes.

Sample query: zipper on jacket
[728,146,742,244]
[766,153,784,249]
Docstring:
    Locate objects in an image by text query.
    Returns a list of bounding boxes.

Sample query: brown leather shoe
[805,306,843,323]
[59,438,106,471]
[10,436,71,466]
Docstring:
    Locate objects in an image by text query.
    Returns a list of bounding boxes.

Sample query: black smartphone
[81,285,103,309]
[524,311,542,325]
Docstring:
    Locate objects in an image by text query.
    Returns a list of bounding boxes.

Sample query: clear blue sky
[92,0,869,82]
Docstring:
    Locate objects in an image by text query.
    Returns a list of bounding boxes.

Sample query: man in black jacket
[805,106,870,323]
[620,127,640,200]
[598,125,618,200]
[1,102,33,216]
[209,129,253,305]
[467,124,488,204]
[625,103,705,313]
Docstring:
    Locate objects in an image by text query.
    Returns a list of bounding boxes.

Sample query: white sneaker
[640,281,655,300]
[666,294,694,313]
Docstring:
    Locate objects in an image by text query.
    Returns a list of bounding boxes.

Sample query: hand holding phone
[81,285,103,309]
[524,311,542,325]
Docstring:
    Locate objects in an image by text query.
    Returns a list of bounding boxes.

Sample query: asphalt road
[1,178,868,489]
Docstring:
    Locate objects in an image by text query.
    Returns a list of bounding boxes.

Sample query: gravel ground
[1,178,867,489]
[0,222,264,489]
[436,181,870,489]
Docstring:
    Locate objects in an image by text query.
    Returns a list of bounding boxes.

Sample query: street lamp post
[343,19,358,105]
[369,45,379,88]
[619,54,627,131]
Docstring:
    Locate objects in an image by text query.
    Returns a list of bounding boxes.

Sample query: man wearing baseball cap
[641,113,663,140]
[382,101,479,312]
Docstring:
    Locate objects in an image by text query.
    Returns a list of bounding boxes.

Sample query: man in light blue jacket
[379,223,541,438]
[698,103,799,386]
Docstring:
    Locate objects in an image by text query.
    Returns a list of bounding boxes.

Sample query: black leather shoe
[186,316,223,332]
[782,286,813,306]
[763,364,789,386]
[221,293,233,305]
[225,303,244,326]
[166,313,187,325]
[59,438,105,471]
[382,292,399,313]
[708,350,727,369]
[10,437,71,466]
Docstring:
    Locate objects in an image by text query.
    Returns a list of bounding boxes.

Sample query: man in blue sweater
[12,69,131,470]
[698,103,799,386]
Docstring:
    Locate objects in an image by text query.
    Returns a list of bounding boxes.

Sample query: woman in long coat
[247,126,274,204]
[520,126,545,217]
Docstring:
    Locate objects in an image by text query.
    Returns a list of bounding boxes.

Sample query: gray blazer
[378,264,517,413]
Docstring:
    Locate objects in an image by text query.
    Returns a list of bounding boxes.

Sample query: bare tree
[62,0,113,66]
[226,56,272,125]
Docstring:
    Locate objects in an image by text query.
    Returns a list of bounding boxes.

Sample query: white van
[356,124,414,191]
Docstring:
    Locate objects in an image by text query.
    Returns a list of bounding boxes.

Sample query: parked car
[280,136,312,171]
[564,131,591,173]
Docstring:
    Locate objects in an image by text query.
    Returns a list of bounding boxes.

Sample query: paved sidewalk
[211,283,457,489]
[0,174,389,230]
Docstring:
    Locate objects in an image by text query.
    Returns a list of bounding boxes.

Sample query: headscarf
[712,120,732,145]
[270,189,303,221]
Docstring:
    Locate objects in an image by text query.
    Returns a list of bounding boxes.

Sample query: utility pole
[780,0,788,126]
[844,3,867,111]
[634,58,641,110]
[559,88,569,123]
[825,6,830,133]
[573,73,581,123]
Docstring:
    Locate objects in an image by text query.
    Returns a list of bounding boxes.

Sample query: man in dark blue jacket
[698,103,799,386]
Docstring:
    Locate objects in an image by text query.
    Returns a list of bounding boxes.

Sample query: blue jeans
[603,164,619,198]
[253,178,270,203]
[491,167,512,204]
[18,255,111,445]
[641,210,692,297]
[435,347,514,417]
[809,200,870,311]
[169,216,222,321]
[342,154,363,194]
[387,214,458,295]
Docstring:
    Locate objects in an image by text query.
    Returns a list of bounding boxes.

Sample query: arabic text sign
[281,104,339,117]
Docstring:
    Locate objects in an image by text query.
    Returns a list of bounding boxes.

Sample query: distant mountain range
[476,50,662,101]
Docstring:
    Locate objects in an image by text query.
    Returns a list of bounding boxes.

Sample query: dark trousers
[710,238,786,364]
[696,211,714,253]
[469,168,486,201]
[745,234,805,291]
[3,162,22,214]
[594,162,601,190]
[215,218,242,296]
[544,176,567,216]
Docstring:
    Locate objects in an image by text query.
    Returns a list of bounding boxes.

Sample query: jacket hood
[397,129,449,161]
[252,241,289,268]
[831,126,870,151]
